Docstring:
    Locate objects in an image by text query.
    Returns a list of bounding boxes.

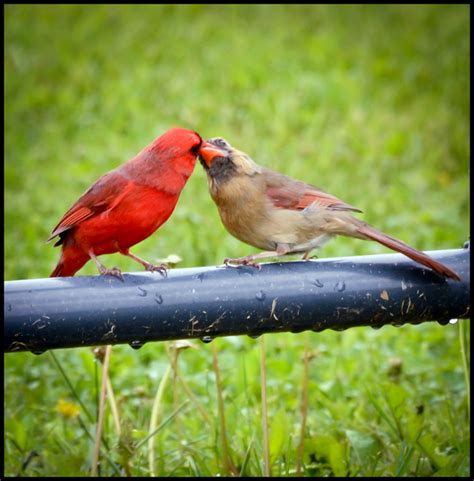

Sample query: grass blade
[49,350,93,424]
[136,400,189,450]
[148,362,172,476]
[296,332,310,474]
[212,341,239,476]
[458,319,470,423]
[260,335,270,477]
[91,344,112,476]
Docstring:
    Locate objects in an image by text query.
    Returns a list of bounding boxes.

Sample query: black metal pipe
[4,247,470,354]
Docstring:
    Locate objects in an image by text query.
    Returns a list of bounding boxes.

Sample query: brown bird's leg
[88,250,124,281]
[298,234,332,261]
[224,244,291,269]
[124,251,168,277]
[224,251,277,269]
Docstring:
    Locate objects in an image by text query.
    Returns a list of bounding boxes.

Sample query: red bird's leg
[224,244,291,269]
[88,250,124,281]
[124,251,168,277]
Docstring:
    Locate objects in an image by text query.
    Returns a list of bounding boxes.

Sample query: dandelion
[56,398,80,419]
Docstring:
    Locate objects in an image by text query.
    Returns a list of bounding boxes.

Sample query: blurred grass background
[4,4,470,477]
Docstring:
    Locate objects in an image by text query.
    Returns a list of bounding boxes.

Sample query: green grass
[4,4,470,477]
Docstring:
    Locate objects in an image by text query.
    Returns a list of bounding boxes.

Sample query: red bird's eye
[191,142,202,155]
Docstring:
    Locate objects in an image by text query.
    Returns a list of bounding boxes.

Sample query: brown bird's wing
[48,170,133,242]
[264,170,362,213]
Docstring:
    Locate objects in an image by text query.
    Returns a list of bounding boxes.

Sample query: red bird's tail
[50,248,89,277]
[356,224,461,281]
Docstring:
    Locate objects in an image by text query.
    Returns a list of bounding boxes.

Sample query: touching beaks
[198,142,226,167]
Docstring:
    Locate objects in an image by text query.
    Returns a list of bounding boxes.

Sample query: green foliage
[4,4,469,476]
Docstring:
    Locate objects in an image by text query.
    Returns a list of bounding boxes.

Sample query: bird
[49,127,203,279]
[197,137,461,281]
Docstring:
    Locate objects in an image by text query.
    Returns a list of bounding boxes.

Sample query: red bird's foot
[124,252,168,277]
[99,266,124,281]
[224,257,262,270]
[145,262,168,277]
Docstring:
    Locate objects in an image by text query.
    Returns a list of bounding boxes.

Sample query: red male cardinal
[198,137,461,281]
[49,127,203,279]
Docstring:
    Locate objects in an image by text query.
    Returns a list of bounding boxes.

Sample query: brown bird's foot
[301,253,318,261]
[99,266,124,281]
[144,262,168,277]
[224,256,262,270]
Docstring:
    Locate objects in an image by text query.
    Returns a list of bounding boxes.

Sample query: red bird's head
[142,127,203,177]
[158,127,203,154]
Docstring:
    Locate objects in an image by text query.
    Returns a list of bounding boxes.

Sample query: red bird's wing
[264,170,362,213]
[48,171,133,242]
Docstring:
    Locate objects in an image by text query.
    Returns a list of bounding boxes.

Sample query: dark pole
[4,247,470,354]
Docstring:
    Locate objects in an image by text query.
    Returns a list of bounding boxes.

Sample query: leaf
[432,453,467,477]
[416,433,449,469]
[312,433,348,477]
[269,409,287,462]
[366,388,399,438]
[345,429,380,463]
[386,384,408,413]
[10,418,27,451]
[404,411,423,444]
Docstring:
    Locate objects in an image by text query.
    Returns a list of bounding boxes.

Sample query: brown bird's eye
[214,138,228,148]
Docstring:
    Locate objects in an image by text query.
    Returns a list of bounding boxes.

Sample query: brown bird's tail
[355,224,461,281]
[50,248,89,277]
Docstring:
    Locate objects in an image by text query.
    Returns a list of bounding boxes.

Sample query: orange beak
[198,142,227,167]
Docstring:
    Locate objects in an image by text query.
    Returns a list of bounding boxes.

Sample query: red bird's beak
[198,142,226,167]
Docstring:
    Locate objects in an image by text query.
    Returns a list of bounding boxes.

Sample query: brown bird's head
[198,137,261,183]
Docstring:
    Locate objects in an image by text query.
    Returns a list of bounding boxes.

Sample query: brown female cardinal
[198,137,461,281]
[49,127,203,279]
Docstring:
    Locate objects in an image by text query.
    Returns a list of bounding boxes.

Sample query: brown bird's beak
[198,142,226,167]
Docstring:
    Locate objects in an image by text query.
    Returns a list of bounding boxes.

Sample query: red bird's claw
[101,266,124,281]
[146,263,168,277]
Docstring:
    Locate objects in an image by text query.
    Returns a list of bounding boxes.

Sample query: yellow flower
[56,398,80,419]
